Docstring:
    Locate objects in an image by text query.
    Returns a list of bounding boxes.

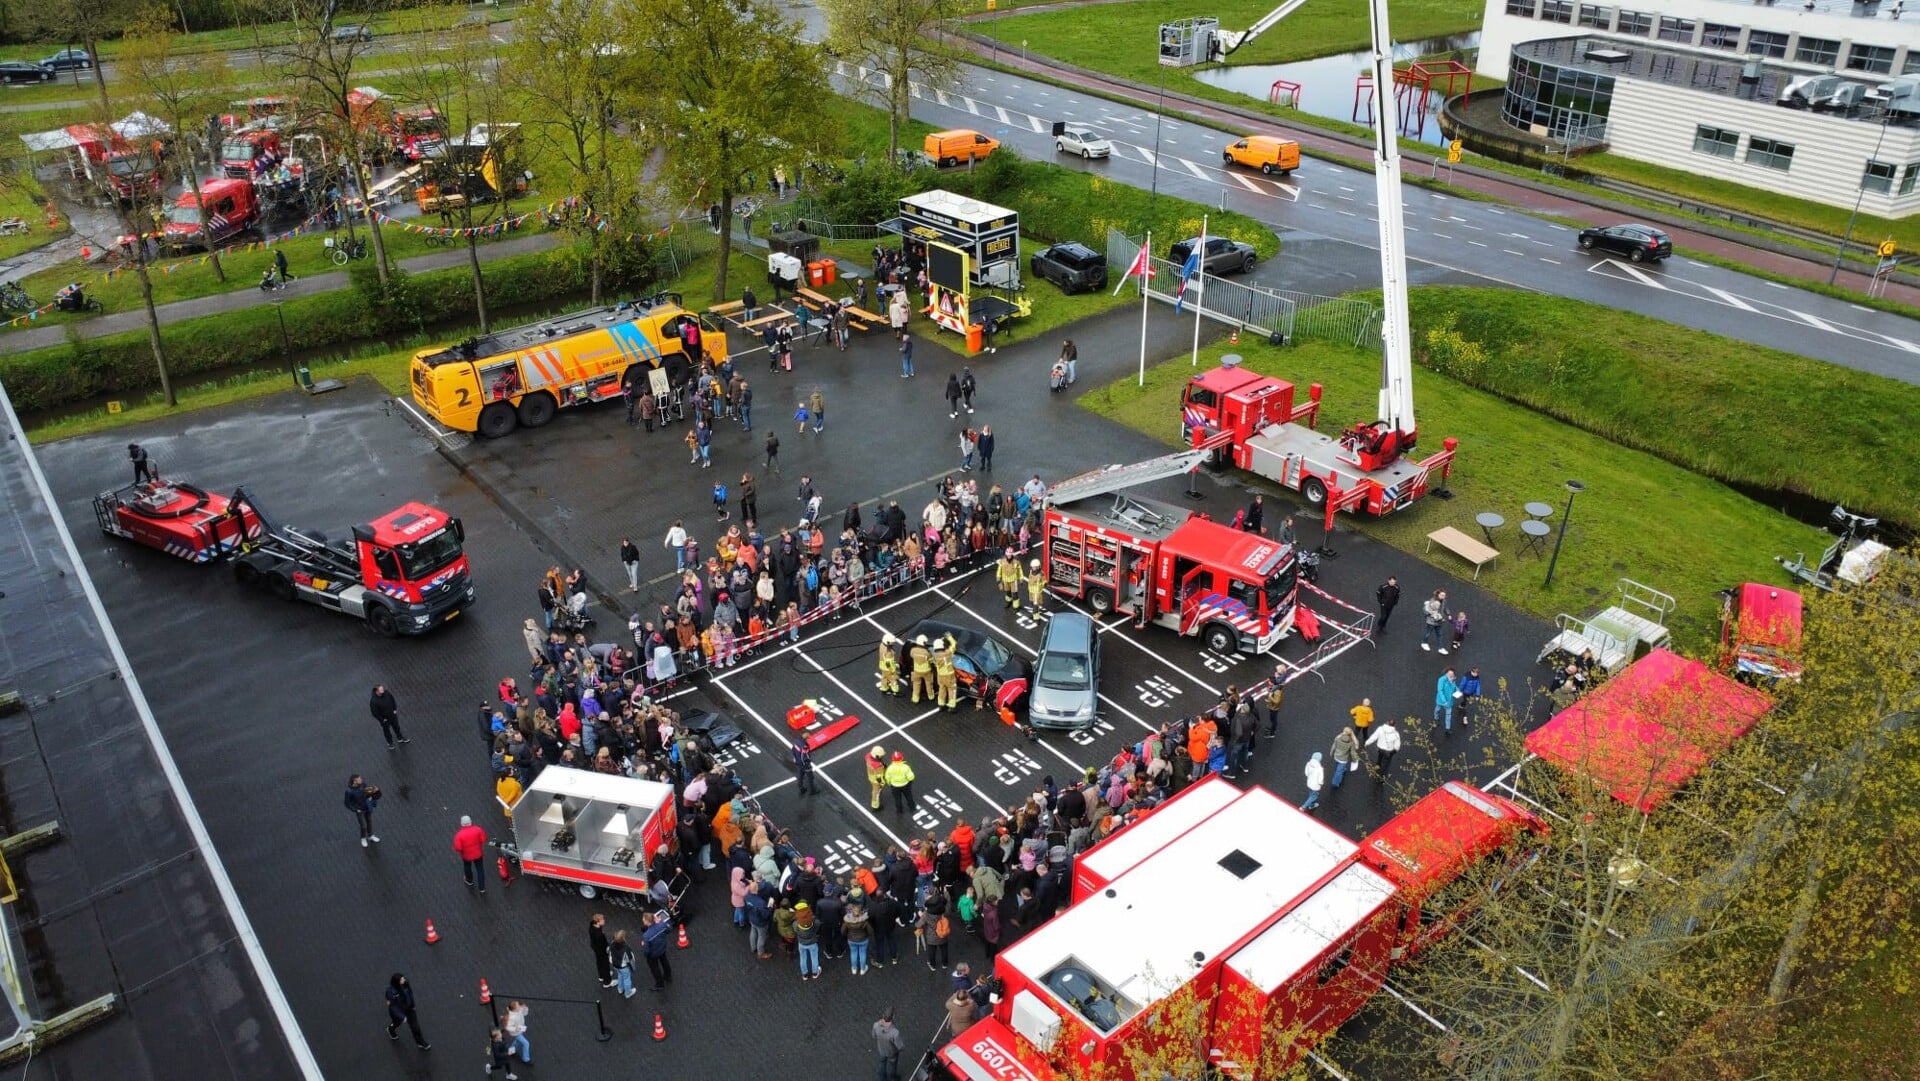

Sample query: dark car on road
[1169,235,1257,276]
[39,48,92,72]
[1030,241,1108,294]
[329,24,375,43]
[1576,223,1672,263]
[0,61,52,84]
[895,619,1033,704]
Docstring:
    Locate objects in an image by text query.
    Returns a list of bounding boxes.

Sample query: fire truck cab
[1718,582,1804,683]
[940,777,1543,1081]
[1040,452,1296,655]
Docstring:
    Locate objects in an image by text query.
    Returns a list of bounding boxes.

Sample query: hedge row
[0,242,634,416]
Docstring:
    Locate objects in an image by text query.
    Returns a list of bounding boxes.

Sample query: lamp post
[1830,113,1891,286]
[1542,479,1585,589]
[1148,57,1169,220]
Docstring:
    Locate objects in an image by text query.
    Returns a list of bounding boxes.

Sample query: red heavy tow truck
[937,776,1543,1081]
[93,479,474,636]
[1040,450,1299,655]
[1175,0,1455,524]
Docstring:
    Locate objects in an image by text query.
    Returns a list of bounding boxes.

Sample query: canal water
[1191,32,1482,145]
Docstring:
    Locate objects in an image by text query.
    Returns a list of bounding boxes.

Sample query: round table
[1524,501,1555,519]
[1519,518,1552,556]
[1474,512,1505,545]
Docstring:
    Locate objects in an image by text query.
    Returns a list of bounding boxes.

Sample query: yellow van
[925,129,1000,168]
[1223,135,1301,177]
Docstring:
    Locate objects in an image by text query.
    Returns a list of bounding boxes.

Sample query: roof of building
[1001,787,1354,1022]
[1524,647,1774,813]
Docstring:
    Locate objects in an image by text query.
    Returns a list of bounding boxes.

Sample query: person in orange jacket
[949,820,977,872]
[1187,714,1218,784]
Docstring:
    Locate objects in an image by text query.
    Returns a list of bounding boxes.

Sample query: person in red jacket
[453,815,489,894]
[948,820,977,873]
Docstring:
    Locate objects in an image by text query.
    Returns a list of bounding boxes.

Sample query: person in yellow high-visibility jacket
[884,751,917,815]
[1026,559,1047,613]
[909,635,935,703]
[877,633,901,695]
[996,550,1023,609]
[931,633,960,711]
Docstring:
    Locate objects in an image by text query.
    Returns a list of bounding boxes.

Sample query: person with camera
[343,774,381,848]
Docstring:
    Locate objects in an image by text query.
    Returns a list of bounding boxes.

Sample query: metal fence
[1105,230,1380,347]
[793,218,888,241]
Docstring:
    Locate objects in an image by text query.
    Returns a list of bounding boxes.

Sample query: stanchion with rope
[479,987,613,1042]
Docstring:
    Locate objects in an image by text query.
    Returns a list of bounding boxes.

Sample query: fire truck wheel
[476,402,517,439]
[1301,477,1328,506]
[366,605,399,637]
[1086,588,1113,615]
[1203,623,1238,655]
[267,573,295,602]
[516,392,558,428]
[577,883,598,900]
[233,560,259,587]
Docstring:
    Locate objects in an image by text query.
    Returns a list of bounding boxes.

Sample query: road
[830,57,1920,382]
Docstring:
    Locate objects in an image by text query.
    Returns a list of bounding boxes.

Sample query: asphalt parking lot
[33,295,1557,1078]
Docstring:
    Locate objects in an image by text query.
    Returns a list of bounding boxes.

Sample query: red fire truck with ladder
[1040,449,1298,655]
[1176,0,1456,525]
[936,775,1544,1081]
[93,479,474,636]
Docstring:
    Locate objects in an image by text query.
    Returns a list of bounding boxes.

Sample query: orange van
[925,129,999,167]
[1223,135,1300,176]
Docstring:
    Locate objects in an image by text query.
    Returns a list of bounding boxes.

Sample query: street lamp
[1148,57,1169,220]
[1830,113,1891,286]
[1542,479,1585,588]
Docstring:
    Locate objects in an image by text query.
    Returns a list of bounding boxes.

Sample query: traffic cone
[478,978,491,1005]
[424,919,440,945]
[676,923,690,949]
[652,1014,667,1041]
[1230,327,1240,346]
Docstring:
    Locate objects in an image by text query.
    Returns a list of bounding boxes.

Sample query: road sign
[1447,139,1463,164]
[1879,239,1898,258]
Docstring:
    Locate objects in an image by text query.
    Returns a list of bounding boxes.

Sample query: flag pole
[1138,230,1151,386]
[1190,214,1206,366]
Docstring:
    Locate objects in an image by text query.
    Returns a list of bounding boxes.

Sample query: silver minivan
[1028,613,1100,731]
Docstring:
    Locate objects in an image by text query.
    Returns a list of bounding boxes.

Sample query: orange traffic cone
[652,1014,667,1041]
[424,919,440,945]
[1230,327,1240,346]
[676,923,690,949]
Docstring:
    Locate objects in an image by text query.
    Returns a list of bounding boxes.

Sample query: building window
[1615,10,1651,35]
[1796,37,1840,67]
[1701,23,1740,50]
[1863,160,1898,194]
[1846,44,1896,74]
[1656,16,1695,43]
[1746,137,1795,171]
[1505,0,1535,16]
[1540,0,1573,23]
[1905,52,1920,75]
[1578,4,1611,28]
[1746,30,1789,59]
[1692,126,1739,158]
[1901,163,1920,195]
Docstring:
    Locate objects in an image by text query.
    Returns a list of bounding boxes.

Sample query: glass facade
[1503,53,1616,140]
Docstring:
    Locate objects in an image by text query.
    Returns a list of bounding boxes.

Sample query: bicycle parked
[327,235,368,265]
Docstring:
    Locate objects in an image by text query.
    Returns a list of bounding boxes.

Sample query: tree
[820,0,965,160]
[613,0,828,302]
[506,0,639,304]
[120,5,234,282]
[272,0,393,287]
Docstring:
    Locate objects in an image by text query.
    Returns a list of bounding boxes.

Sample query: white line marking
[1604,260,1667,288]
[1502,249,1525,256]
[1764,281,1789,290]
[1792,309,1841,333]
[1229,171,1263,192]
[1539,257,1560,264]
[1027,114,1046,133]
[1431,232,1452,240]
[1135,145,1156,165]
[1700,285,1758,312]
[1182,158,1211,180]
[965,96,981,116]
[994,104,1011,124]
[1381,982,1450,1032]
[1467,240,1487,247]
[1851,304,1874,312]
[1056,598,1221,696]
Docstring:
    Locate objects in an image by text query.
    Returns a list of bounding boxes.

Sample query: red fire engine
[1718,583,1803,683]
[93,479,475,636]
[1040,450,1298,655]
[938,776,1543,1081]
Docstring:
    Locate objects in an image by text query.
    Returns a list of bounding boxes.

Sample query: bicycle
[327,236,368,265]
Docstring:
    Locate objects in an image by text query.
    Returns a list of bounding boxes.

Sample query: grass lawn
[0,2,519,65]
[0,178,66,262]
[1081,332,1825,648]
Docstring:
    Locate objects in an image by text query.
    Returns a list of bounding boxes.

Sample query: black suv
[1030,241,1108,294]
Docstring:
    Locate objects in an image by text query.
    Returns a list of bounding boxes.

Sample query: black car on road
[0,61,52,84]
[894,619,1033,704]
[1168,235,1257,276]
[1030,241,1108,294]
[1576,223,1672,263]
[39,48,91,72]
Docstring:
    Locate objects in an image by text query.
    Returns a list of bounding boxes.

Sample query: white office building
[1477,0,1920,216]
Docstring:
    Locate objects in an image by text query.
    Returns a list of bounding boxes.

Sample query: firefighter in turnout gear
[866,746,888,810]
[932,634,960,711]
[997,550,1023,609]
[909,635,936,704]
[1025,559,1048,615]
[877,633,901,695]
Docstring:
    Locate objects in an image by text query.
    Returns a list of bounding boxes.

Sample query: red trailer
[503,769,679,900]
[940,777,1542,1081]
[1718,582,1803,683]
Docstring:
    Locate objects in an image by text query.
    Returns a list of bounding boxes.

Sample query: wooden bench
[845,305,884,326]
[741,311,793,331]
[791,294,825,313]
[1425,526,1499,580]
[847,318,874,332]
[797,287,832,307]
[708,299,744,316]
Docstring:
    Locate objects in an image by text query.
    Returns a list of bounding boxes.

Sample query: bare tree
[121,5,235,282]
[819,0,965,160]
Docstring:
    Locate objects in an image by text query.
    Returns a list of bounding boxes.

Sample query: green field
[0,3,517,65]
[0,178,66,262]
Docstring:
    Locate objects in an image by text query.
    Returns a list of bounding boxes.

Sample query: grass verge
[1079,315,1827,648]
[0,2,519,65]
[0,177,66,262]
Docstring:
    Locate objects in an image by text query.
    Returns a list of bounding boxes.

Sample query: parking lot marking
[708,567,990,681]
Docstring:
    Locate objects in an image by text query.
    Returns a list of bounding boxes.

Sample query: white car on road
[1055,126,1113,159]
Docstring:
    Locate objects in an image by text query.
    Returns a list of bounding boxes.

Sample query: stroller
[1049,360,1069,393]
[550,590,595,633]
[54,283,103,313]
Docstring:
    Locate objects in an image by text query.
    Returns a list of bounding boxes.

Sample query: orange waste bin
[820,261,837,286]
[966,323,984,354]
[807,261,826,288]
